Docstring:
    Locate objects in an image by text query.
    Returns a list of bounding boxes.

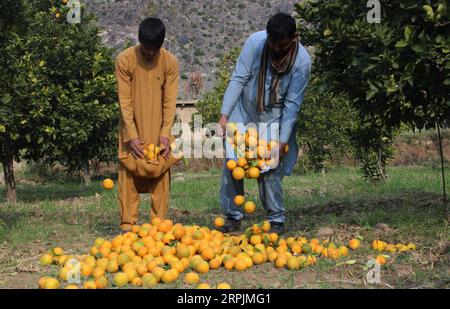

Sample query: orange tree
[296,0,450,180]
[0,0,118,202]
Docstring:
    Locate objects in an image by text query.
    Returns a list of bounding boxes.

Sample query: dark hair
[138,17,166,47]
[267,12,297,42]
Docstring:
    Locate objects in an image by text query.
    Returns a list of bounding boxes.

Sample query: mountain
[85,0,300,98]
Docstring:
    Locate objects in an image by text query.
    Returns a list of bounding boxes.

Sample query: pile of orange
[38,218,417,289]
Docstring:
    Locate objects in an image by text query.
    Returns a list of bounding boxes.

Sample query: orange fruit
[142,273,157,288]
[233,195,245,206]
[173,226,186,240]
[92,267,105,279]
[234,258,247,271]
[372,240,386,252]
[197,283,211,289]
[247,167,260,179]
[83,280,97,289]
[209,258,221,269]
[184,272,200,285]
[375,255,387,266]
[44,278,60,289]
[151,217,162,227]
[195,261,210,274]
[275,256,288,268]
[237,157,247,168]
[113,272,128,287]
[52,247,64,256]
[152,266,165,282]
[261,221,271,233]
[252,252,265,265]
[95,276,108,289]
[40,253,54,266]
[244,201,256,214]
[250,235,262,246]
[338,246,349,257]
[226,160,237,171]
[349,239,361,250]
[232,167,245,180]
[161,269,178,284]
[102,179,114,190]
[217,282,232,289]
[214,217,225,228]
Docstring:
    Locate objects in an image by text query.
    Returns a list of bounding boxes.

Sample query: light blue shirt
[221,31,311,175]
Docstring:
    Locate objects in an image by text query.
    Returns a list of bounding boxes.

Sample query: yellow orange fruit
[217,283,232,289]
[372,240,387,252]
[244,201,256,214]
[40,253,54,266]
[142,273,157,288]
[226,160,237,171]
[375,255,387,266]
[247,167,261,179]
[83,280,97,289]
[113,272,128,287]
[237,157,247,168]
[349,239,361,250]
[44,278,60,289]
[184,272,200,285]
[214,217,225,228]
[195,261,210,274]
[197,283,211,289]
[232,167,245,180]
[102,179,114,190]
[233,195,246,206]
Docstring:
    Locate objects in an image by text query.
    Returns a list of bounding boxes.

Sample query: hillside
[85,0,300,98]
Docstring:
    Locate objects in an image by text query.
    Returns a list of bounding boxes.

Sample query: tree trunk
[1,145,17,204]
[82,160,91,185]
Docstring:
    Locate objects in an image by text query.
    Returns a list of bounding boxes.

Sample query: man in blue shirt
[218,13,311,234]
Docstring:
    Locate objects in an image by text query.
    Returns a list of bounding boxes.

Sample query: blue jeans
[220,158,286,223]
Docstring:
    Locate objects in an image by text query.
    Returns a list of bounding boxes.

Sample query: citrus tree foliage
[296,0,450,180]
[1,0,118,201]
[194,48,241,125]
[296,75,358,173]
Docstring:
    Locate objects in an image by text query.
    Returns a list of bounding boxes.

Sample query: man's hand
[218,114,228,139]
[127,138,144,159]
[160,136,170,159]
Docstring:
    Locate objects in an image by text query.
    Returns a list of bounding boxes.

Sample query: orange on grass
[102,179,114,190]
[349,238,361,250]
[214,217,225,228]
[184,272,200,285]
[244,201,256,214]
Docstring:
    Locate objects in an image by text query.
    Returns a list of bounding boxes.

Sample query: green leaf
[366,89,377,101]
[404,25,413,41]
[334,260,357,267]
[0,125,5,133]
[395,40,408,48]
[423,5,434,20]
[444,79,450,86]
[411,43,426,53]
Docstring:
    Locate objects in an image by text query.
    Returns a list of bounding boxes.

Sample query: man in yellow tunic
[115,17,179,231]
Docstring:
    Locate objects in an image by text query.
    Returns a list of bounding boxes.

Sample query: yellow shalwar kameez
[115,46,179,230]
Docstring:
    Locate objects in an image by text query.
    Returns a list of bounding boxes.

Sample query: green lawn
[0,166,448,288]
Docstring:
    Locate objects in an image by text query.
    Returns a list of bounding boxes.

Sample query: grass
[0,165,449,288]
